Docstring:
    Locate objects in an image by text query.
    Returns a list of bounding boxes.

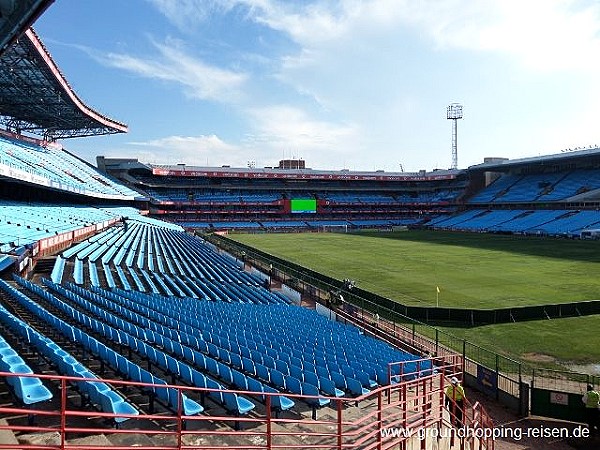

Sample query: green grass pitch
[232,230,600,367]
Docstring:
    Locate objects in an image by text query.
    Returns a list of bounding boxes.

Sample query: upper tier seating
[0,136,138,199]
[430,209,600,237]
[0,203,178,254]
[470,169,600,204]
[147,189,282,203]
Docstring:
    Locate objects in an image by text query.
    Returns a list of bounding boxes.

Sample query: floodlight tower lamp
[446,103,463,170]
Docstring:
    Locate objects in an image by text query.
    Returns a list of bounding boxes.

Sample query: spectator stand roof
[469,147,600,172]
[0,0,53,55]
[0,28,128,139]
[148,164,462,182]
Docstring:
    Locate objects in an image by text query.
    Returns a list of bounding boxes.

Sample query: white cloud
[125,134,242,166]
[96,107,361,169]
[146,0,273,32]
[145,0,225,31]
[139,0,600,170]
[409,0,600,72]
[100,37,247,102]
[181,0,600,73]
[245,105,361,167]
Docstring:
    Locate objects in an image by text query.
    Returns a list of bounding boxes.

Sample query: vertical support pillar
[377,390,383,450]
[495,354,500,401]
[337,399,343,450]
[176,387,183,450]
[60,378,67,450]
[266,395,272,450]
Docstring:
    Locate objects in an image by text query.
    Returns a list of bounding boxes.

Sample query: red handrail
[0,364,493,450]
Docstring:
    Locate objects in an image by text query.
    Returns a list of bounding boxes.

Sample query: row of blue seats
[170,229,254,285]
[427,209,483,227]
[50,256,66,284]
[431,208,600,237]
[112,224,142,266]
[8,278,201,417]
[35,279,258,417]
[0,331,52,405]
[59,222,274,300]
[61,227,118,260]
[88,228,124,263]
[103,263,116,288]
[0,280,136,421]
[108,227,237,284]
[64,282,336,410]
[115,266,131,290]
[87,283,415,392]
[73,258,84,285]
[88,260,100,287]
[108,285,403,375]
[113,270,288,305]
[165,230,261,284]
[470,169,600,204]
[143,294,403,365]
[57,281,297,414]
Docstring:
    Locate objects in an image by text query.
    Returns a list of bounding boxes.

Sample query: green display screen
[291,199,317,213]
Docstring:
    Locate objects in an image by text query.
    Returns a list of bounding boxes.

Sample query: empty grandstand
[0,6,492,449]
[99,145,600,240]
[99,157,467,231]
[6,0,600,448]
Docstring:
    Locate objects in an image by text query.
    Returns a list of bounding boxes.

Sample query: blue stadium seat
[303,371,320,388]
[255,363,269,382]
[262,385,295,413]
[346,377,370,396]
[223,392,255,416]
[301,382,329,419]
[242,357,256,377]
[8,365,53,405]
[232,370,248,391]
[319,377,345,397]
[270,369,286,390]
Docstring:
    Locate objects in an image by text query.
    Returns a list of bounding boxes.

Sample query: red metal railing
[0,356,493,450]
[335,303,459,364]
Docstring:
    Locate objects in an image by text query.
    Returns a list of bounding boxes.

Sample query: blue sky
[33,0,600,172]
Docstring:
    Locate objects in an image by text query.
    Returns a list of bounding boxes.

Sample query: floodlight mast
[446,103,463,170]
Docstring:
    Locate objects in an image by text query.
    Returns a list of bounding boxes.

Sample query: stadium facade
[100,148,600,239]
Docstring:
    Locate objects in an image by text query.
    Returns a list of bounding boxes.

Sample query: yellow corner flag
[436,286,440,294]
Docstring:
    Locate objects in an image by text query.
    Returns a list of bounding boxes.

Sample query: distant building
[279,159,306,170]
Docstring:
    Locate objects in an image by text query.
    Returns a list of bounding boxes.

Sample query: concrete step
[0,419,19,450]
[17,431,60,448]
[107,431,163,447]
[68,434,113,447]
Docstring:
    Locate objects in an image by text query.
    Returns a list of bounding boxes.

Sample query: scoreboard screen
[291,199,317,213]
